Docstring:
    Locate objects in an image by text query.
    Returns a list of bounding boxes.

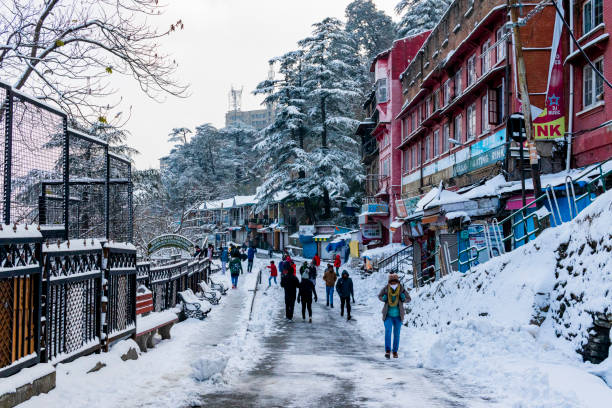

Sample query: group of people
[213,243,259,289]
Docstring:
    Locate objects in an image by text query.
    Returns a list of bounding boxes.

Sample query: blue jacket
[220,249,228,262]
[247,247,257,260]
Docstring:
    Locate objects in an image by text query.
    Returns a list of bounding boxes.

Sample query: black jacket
[335,276,354,299]
[308,265,317,280]
[281,273,299,300]
[298,278,318,303]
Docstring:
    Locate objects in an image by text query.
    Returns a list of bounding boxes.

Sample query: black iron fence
[147,259,210,312]
[104,244,137,345]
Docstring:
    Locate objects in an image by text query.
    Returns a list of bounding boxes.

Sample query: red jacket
[313,255,321,267]
[291,263,297,276]
[334,255,341,267]
[267,264,278,277]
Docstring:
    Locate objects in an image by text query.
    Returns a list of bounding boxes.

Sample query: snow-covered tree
[218,123,260,190]
[395,0,452,37]
[299,18,364,218]
[168,127,192,146]
[345,0,396,62]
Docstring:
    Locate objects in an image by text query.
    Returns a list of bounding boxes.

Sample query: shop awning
[390,219,404,230]
[289,232,300,239]
[314,234,331,242]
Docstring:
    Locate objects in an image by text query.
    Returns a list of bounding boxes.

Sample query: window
[376,78,388,102]
[444,79,452,105]
[496,27,506,63]
[402,118,408,140]
[411,112,416,133]
[583,0,603,35]
[482,40,491,74]
[425,135,432,162]
[425,98,431,118]
[583,59,605,108]
[454,114,463,144]
[382,156,390,177]
[443,122,450,152]
[481,92,490,133]
[433,89,440,111]
[488,84,504,125]
[467,55,477,86]
[403,149,410,172]
[467,103,476,140]
[455,68,463,96]
[411,145,417,169]
[433,129,440,157]
[382,132,390,148]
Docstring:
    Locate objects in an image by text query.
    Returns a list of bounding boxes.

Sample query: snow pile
[191,355,228,382]
[362,243,405,261]
[352,190,612,406]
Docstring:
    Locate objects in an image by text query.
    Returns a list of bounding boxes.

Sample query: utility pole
[509,0,542,199]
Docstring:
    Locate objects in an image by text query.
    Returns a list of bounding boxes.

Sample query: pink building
[358,32,430,246]
[567,0,612,167]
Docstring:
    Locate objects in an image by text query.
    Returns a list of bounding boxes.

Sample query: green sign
[454,145,505,177]
[147,234,195,255]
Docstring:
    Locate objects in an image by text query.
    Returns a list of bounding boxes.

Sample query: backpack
[308,266,317,280]
[230,259,242,275]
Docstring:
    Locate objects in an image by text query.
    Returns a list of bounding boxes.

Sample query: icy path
[196,298,493,408]
[22,269,259,408]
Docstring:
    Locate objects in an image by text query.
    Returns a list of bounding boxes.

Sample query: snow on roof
[234,195,258,206]
[0,224,42,240]
[273,190,290,202]
[424,189,469,210]
[445,211,470,222]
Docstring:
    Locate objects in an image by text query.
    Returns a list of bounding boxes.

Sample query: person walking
[229,254,243,289]
[308,262,318,287]
[193,245,202,258]
[207,244,214,262]
[312,253,321,268]
[297,276,318,322]
[267,260,278,287]
[323,265,337,308]
[335,270,354,320]
[378,274,411,359]
[247,245,257,273]
[299,261,309,280]
[220,247,229,274]
[334,254,341,276]
[268,246,273,259]
[281,267,299,320]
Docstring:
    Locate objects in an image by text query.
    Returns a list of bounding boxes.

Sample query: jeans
[268,276,277,286]
[285,298,295,319]
[335,266,340,275]
[247,259,254,273]
[384,316,402,353]
[340,296,351,317]
[231,275,238,287]
[221,261,226,274]
[301,300,312,319]
[325,286,334,306]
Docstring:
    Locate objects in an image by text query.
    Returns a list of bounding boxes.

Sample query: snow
[445,210,470,221]
[104,242,136,251]
[349,190,612,407]
[23,258,279,408]
[0,363,54,396]
[136,311,178,334]
[0,224,41,239]
[233,195,258,206]
[423,188,468,209]
[361,243,405,261]
[44,239,103,252]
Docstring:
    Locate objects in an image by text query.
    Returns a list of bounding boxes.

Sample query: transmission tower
[228,85,243,124]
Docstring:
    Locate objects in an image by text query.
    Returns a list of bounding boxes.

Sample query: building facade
[567,0,611,167]
[225,107,275,130]
[357,33,430,247]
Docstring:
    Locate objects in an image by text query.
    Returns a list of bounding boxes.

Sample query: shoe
[326,301,329,307]
[340,311,343,317]
[309,318,312,323]
[347,315,351,321]
[331,304,334,308]
[393,352,398,358]
[303,317,305,321]
[385,351,390,359]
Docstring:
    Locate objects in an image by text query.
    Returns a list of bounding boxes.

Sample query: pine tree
[345,0,396,62]
[299,18,364,218]
[395,0,452,37]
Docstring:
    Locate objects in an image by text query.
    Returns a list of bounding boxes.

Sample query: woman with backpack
[229,253,243,289]
[378,273,411,359]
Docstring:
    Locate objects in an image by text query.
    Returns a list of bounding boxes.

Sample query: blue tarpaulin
[326,239,346,252]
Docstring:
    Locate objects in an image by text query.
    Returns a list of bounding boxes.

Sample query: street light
[448,138,466,146]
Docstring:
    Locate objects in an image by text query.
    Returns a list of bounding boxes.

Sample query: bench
[198,281,221,305]
[178,289,212,320]
[133,286,178,352]
[209,278,228,295]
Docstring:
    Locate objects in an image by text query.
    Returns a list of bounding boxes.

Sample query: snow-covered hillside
[353,190,612,407]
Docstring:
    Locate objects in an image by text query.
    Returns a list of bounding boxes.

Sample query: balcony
[361,135,378,162]
[359,199,389,224]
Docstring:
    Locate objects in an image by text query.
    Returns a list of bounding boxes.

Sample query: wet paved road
[194,296,491,408]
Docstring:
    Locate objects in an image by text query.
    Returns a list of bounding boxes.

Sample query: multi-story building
[356,33,430,246]
[225,107,275,130]
[567,0,611,167]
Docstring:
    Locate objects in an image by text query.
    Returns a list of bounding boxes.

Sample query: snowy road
[196,295,490,408]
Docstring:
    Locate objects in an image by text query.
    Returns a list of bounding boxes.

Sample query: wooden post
[509,0,542,199]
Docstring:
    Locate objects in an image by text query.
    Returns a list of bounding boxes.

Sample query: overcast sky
[120,0,399,169]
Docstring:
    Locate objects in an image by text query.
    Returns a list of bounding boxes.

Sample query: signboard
[147,234,195,255]
[395,199,408,218]
[454,145,505,176]
[467,224,503,265]
[362,223,382,239]
[470,129,506,156]
[403,195,421,217]
[362,203,389,215]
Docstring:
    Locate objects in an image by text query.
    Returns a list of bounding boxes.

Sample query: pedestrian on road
[312,253,321,267]
[290,261,297,276]
[308,262,318,286]
[378,273,411,359]
[267,260,278,287]
[335,270,354,320]
[193,245,202,258]
[323,265,337,307]
[281,268,300,320]
[207,244,214,262]
[268,247,273,259]
[299,261,309,280]
[229,255,243,289]
[297,276,318,323]
[334,254,341,275]
[220,247,229,275]
[247,245,257,273]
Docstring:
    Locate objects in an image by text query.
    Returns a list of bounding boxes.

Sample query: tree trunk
[320,97,331,218]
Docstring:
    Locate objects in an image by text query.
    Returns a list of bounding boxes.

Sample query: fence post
[105,145,110,240]
[3,88,12,224]
[63,116,69,240]
[128,163,133,243]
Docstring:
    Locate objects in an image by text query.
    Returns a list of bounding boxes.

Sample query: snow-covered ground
[23,258,280,408]
[350,191,612,407]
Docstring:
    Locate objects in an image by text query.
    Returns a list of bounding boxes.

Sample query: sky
[120,0,399,169]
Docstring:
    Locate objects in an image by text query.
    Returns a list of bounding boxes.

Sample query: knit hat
[388,273,400,283]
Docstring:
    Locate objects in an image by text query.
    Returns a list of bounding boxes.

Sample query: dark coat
[335,275,354,299]
[281,273,299,301]
[298,278,318,303]
[308,265,317,280]
[247,247,257,260]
